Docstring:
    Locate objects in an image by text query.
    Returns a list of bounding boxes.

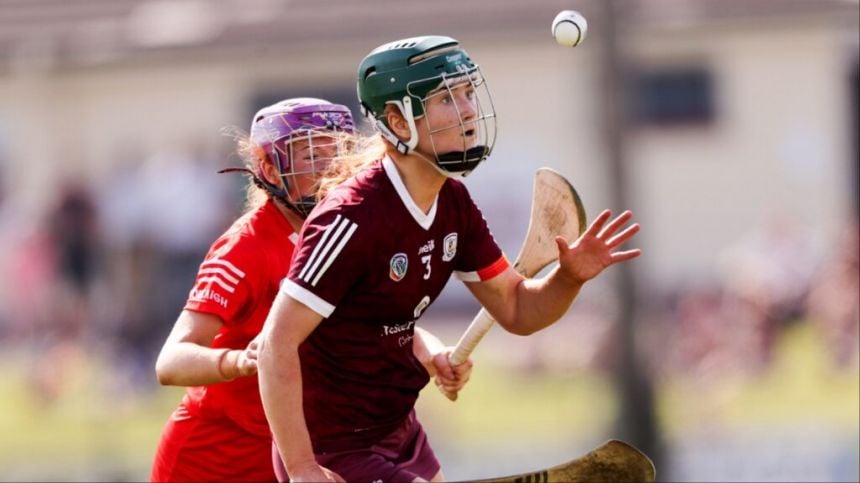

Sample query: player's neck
[388,150,446,214]
[274,199,305,232]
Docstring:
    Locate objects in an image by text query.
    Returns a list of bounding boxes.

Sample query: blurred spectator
[807,218,860,369]
[97,144,237,388]
[717,213,817,371]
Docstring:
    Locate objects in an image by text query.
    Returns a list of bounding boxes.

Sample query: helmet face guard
[249,98,355,215]
[357,36,497,177]
[409,66,497,176]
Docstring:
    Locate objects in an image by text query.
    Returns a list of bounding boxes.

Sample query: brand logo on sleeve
[442,233,458,262]
[389,253,408,281]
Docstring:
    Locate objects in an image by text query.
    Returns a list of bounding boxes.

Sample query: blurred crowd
[658,213,860,380]
[0,150,857,404]
[0,148,239,402]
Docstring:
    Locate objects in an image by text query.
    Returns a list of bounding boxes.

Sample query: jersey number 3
[421,255,432,280]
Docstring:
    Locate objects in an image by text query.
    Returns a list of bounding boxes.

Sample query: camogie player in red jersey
[259,36,642,482]
[150,97,471,482]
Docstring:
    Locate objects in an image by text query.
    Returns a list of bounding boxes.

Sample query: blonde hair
[223,126,270,212]
[317,132,388,200]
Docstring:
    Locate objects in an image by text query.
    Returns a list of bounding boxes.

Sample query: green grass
[0,321,856,479]
[416,366,617,445]
[658,323,860,436]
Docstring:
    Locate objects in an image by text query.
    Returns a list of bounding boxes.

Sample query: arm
[466,210,641,336]
[414,326,473,395]
[257,291,342,482]
[154,310,258,386]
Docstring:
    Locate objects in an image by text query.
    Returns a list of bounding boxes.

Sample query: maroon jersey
[283,156,508,452]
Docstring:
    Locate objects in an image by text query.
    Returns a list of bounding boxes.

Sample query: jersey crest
[389,253,408,281]
[442,232,458,262]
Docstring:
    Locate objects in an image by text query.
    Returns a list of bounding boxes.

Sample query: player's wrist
[216,348,237,381]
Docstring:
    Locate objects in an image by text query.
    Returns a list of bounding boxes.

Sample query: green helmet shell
[357,35,477,123]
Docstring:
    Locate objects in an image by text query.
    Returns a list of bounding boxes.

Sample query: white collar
[382,155,437,230]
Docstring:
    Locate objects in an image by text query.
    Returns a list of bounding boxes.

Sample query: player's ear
[260,154,283,188]
[385,105,411,139]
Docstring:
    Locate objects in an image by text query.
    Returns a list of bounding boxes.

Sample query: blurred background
[0,0,857,481]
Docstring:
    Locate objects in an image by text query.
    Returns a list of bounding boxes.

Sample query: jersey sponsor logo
[442,232,458,262]
[418,239,435,255]
[389,253,408,281]
[382,320,414,336]
[188,287,229,308]
[298,214,358,287]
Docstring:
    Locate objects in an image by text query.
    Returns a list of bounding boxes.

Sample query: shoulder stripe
[201,259,246,278]
[299,214,342,281]
[196,276,237,293]
[198,267,240,285]
[310,221,358,286]
[300,216,358,286]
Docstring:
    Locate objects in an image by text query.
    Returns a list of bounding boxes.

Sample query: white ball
[552,10,588,48]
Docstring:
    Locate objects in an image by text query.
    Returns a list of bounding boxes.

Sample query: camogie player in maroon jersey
[149,98,470,482]
[258,36,642,482]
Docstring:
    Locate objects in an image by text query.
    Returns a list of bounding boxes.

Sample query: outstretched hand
[556,209,641,285]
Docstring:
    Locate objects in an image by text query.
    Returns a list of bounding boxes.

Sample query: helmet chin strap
[371,99,483,178]
[371,97,421,155]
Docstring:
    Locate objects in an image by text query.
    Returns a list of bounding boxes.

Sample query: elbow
[506,324,539,337]
[497,316,539,337]
[154,355,175,386]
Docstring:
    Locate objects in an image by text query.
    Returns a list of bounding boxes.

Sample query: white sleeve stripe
[304,217,350,282]
[280,279,335,318]
[310,221,358,287]
[196,276,237,293]
[201,259,246,278]
[301,217,355,284]
[299,214,342,280]
[198,267,239,285]
[453,270,480,282]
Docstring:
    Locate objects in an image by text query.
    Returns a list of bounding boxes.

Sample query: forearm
[155,343,241,386]
[506,266,583,335]
[258,333,317,475]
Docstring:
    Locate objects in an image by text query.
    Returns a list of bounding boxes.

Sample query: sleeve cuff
[280,278,335,318]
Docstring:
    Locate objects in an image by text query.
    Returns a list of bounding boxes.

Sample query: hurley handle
[441,308,497,401]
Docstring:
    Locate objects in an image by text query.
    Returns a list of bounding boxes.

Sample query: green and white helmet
[357,35,497,176]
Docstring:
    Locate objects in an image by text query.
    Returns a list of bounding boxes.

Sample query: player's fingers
[454,365,472,382]
[597,210,633,239]
[606,223,640,248]
[610,249,642,263]
[242,360,258,376]
[555,236,570,255]
[441,384,461,394]
[433,354,456,380]
[584,209,612,237]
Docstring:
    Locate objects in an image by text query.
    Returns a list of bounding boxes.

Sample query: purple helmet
[249,97,355,215]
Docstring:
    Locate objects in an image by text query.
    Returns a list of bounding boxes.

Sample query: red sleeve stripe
[453,255,509,282]
[476,255,509,280]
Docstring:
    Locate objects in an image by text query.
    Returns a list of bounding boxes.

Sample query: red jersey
[283,156,508,452]
[181,198,298,437]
